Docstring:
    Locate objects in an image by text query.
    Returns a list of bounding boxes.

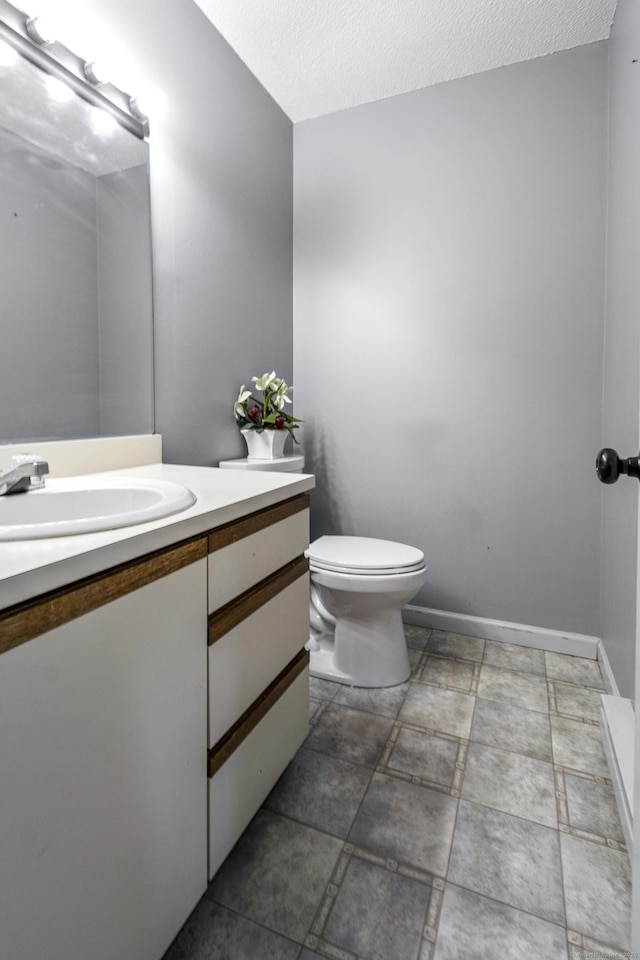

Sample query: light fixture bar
[0,5,148,139]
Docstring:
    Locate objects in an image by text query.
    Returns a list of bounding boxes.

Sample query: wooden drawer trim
[0,537,207,656]
[208,554,309,645]
[208,648,309,778]
[207,494,309,554]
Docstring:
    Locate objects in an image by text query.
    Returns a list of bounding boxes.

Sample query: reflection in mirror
[0,49,153,443]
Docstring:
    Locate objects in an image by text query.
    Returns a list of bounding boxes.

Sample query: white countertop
[0,462,315,612]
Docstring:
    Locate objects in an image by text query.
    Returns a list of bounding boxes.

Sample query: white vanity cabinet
[0,486,312,958]
[206,494,311,878]
[0,540,209,960]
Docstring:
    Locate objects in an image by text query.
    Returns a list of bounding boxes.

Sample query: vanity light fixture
[0,0,149,139]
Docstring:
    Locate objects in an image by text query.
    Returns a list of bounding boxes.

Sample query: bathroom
[0,0,638,956]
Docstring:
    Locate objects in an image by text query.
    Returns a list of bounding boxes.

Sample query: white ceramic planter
[241,428,288,460]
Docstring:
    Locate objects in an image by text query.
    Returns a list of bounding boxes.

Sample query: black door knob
[596,448,640,484]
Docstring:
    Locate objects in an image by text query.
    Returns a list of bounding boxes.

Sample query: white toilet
[306,535,427,688]
[218,454,427,688]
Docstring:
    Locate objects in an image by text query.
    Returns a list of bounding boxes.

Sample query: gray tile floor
[164,628,632,960]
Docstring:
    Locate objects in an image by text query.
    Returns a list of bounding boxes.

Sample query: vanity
[0,442,314,960]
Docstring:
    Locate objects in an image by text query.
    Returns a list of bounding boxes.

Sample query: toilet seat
[306,535,425,576]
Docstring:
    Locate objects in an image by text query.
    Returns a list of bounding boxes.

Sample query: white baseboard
[600,695,634,855]
[597,640,621,697]
[403,604,599,659]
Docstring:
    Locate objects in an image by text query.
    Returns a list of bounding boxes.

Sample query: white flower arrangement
[233,371,302,442]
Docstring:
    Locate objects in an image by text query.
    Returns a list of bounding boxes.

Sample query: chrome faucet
[0,457,49,496]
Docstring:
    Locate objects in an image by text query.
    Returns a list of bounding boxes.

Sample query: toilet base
[306,634,357,685]
[306,626,411,688]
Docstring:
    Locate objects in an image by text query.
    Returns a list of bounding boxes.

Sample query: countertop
[0,462,315,612]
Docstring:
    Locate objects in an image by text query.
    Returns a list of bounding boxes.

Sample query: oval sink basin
[0,477,197,540]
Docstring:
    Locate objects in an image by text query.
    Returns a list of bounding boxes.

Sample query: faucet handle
[11,453,49,488]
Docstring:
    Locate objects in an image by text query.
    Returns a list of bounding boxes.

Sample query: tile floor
[164,628,632,960]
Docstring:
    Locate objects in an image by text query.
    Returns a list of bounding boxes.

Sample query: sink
[0,477,197,540]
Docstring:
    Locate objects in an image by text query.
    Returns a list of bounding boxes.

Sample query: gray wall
[601,0,640,698]
[294,44,608,638]
[86,0,293,466]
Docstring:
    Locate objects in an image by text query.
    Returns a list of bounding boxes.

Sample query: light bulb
[0,39,18,66]
[130,87,165,120]
[129,94,148,119]
[45,75,74,102]
[26,14,56,44]
[91,108,117,134]
[84,60,109,85]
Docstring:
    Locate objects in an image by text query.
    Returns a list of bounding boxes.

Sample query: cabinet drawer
[208,499,309,614]
[209,569,309,745]
[208,664,309,879]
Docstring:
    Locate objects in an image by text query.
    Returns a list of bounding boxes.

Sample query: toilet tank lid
[306,536,425,572]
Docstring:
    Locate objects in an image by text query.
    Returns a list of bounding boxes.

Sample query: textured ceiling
[193,0,617,122]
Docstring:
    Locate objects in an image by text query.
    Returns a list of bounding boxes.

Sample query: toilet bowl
[218,454,426,689]
[305,536,427,687]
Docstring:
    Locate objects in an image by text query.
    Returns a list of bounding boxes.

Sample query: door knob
[595,448,640,484]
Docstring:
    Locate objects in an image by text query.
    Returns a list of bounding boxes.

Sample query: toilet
[306,535,427,687]
[218,454,427,688]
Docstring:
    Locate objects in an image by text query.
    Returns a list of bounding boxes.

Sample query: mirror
[0,50,153,443]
